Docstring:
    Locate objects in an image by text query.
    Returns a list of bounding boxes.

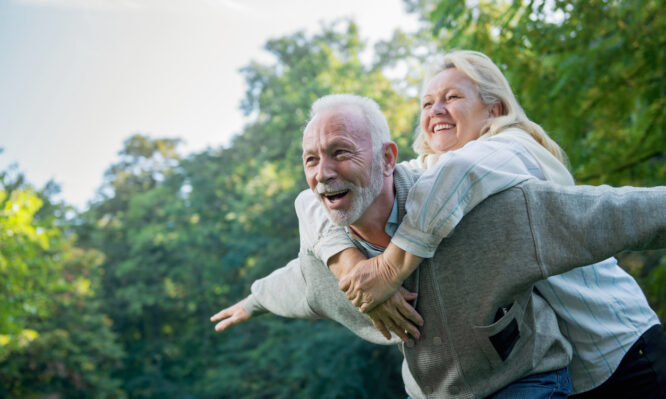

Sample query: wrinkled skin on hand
[367,287,423,342]
[339,243,423,312]
[338,252,402,312]
[330,247,423,341]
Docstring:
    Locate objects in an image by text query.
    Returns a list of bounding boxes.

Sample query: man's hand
[210,299,252,332]
[338,243,422,312]
[367,287,423,342]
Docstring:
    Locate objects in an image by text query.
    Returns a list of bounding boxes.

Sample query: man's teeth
[324,190,348,197]
[433,123,454,132]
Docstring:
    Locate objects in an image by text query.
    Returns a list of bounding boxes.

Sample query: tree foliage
[0,168,124,398]
[2,1,665,396]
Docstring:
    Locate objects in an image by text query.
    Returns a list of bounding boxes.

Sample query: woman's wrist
[328,247,366,280]
[383,242,423,283]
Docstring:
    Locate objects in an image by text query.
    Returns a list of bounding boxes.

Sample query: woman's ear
[489,102,503,118]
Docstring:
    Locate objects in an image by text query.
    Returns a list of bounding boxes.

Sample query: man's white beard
[315,155,384,226]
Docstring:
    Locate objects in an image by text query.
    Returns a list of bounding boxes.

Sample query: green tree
[0,166,125,398]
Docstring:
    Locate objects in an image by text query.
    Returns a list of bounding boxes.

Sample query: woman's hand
[367,287,423,342]
[210,299,252,332]
[338,243,423,312]
[338,252,400,312]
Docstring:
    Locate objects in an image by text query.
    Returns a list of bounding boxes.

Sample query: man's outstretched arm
[524,182,666,277]
[209,258,320,333]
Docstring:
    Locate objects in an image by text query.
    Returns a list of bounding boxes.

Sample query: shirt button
[433,336,442,346]
[424,386,433,395]
[450,385,460,394]
[406,339,415,348]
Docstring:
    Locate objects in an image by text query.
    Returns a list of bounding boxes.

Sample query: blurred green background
[1,0,665,397]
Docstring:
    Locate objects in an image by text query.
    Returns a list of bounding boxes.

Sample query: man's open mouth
[322,189,350,203]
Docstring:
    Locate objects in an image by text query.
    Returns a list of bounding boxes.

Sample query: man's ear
[489,102,503,118]
[382,142,398,176]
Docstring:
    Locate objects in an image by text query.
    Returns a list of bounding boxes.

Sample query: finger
[338,276,351,291]
[384,316,409,343]
[214,316,237,332]
[373,305,409,342]
[360,299,381,313]
[210,307,232,322]
[371,318,392,340]
[401,318,421,340]
[347,289,357,301]
[398,286,418,300]
[351,294,363,308]
[382,305,420,340]
[396,301,424,327]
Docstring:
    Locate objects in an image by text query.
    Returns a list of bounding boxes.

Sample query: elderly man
[212,95,666,398]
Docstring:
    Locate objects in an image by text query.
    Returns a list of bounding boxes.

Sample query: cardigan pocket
[472,299,532,369]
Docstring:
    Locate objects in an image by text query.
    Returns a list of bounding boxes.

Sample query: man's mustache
[315,181,355,194]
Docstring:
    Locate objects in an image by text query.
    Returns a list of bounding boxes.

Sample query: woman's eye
[447,95,459,101]
[422,102,432,109]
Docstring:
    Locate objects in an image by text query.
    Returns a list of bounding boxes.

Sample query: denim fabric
[488,367,572,399]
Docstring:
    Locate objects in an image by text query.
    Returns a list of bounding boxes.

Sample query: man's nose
[317,157,336,183]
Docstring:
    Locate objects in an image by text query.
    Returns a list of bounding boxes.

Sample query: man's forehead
[304,107,368,142]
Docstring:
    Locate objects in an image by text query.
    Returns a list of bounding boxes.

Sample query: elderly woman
[326,51,664,398]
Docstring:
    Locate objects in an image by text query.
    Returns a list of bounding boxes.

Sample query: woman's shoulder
[485,127,534,142]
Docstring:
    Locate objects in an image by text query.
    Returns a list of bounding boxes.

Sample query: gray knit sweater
[244,165,666,398]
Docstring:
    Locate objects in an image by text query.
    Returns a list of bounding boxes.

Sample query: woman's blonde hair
[413,50,567,164]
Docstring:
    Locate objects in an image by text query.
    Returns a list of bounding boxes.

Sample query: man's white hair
[308,94,391,154]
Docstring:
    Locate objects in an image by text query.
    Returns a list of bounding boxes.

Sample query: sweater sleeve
[392,138,538,257]
[245,258,321,319]
[522,182,666,278]
[243,192,350,319]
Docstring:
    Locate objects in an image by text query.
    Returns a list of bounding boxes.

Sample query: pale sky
[0,0,420,210]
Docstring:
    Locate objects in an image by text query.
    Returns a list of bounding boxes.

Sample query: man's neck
[348,178,395,247]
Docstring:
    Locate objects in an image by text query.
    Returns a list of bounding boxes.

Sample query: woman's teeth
[433,123,454,133]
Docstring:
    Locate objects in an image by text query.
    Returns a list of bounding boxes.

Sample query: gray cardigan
[244,165,666,398]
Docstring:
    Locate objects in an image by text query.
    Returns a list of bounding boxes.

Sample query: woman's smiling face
[420,68,494,153]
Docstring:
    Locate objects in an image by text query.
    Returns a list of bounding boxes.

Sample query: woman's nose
[432,100,447,115]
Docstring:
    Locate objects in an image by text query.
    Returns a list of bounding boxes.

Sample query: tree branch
[577,151,665,182]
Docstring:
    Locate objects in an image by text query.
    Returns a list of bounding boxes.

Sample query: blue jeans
[406,367,571,399]
[488,367,572,399]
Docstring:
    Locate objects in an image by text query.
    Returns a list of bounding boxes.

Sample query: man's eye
[447,95,459,101]
[422,102,432,109]
[334,150,348,156]
[304,157,316,164]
